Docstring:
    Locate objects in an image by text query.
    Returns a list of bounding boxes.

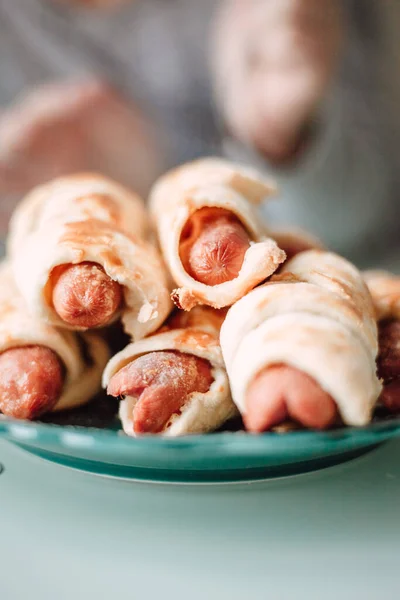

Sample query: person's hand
[0,80,163,198]
[212,0,343,164]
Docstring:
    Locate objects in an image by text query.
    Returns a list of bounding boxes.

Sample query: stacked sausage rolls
[220,250,382,432]
[103,307,237,436]
[150,158,285,310]
[0,263,109,420]
[8,173,172,339]
[2,157,396,436]
[365,271,400,413]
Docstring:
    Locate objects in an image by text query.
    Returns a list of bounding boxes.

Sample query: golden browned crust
[364,270,400,321]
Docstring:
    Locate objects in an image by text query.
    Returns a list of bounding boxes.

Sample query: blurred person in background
[0,0,398,269]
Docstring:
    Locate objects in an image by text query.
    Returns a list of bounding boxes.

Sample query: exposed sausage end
[107,350,213,434]
[52,261,122,328]
[179,208,251,286]
[0,346,64,420]
[245,364,337,432]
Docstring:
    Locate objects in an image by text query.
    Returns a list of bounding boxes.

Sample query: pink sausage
[52,262,122,329]
[179,208,250,286]
[107,351,214,434]
[377,320,400,413]
[380,381,400,413]
[245,364,337,432]
[377,320,400,381]
[0,346,64,420]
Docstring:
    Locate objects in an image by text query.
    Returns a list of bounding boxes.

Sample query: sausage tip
[245,364,337,432]
[0,346,64,420]
[180,208,250,287]
[52,262,122,328]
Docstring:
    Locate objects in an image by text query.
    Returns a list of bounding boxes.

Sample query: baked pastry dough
[8,173,172,339]
[364,270,400,321]
[220,250,382,426]
[269,226,325,261]
[0,263,109,413]
[103,307,237,436]
[149,157,285,310]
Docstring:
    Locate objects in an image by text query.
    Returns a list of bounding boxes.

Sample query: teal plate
[1,409,400,483]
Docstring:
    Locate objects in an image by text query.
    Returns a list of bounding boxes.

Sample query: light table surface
[0,438,399,600]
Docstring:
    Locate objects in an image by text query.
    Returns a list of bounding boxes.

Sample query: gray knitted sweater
[0,0,399,269]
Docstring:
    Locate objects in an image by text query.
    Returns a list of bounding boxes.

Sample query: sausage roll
[103,306,237,436]
[365,270,400,412]
[0,263,109,421]
[8,172,149,252]
[270,226,325,261]
[8,173,172,338]
[220,250,382,431]
[364,270,400,322]
[149,157,285,310]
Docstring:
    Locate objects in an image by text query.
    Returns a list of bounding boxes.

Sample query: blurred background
[0,0,398,269]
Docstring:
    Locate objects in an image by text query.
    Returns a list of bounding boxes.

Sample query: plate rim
[1,415,400,459]
[11,439,384,485]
